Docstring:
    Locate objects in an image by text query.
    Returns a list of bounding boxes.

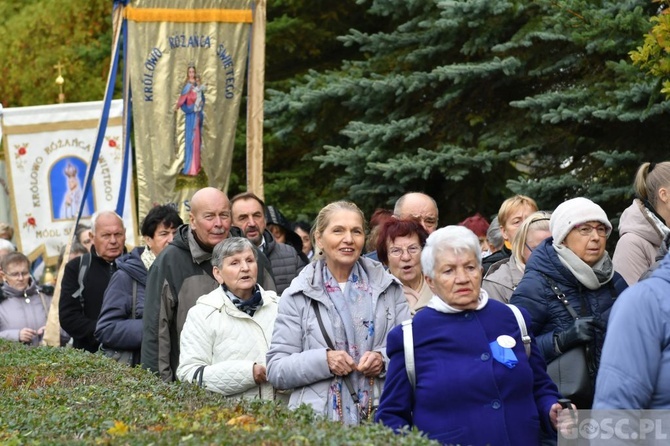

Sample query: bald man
[141,188,276,381]
[394,192,439,234]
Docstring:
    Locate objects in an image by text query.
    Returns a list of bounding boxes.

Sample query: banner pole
[43,3,125,347]
[246,0,266,200]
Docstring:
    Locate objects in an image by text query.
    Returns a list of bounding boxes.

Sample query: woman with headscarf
[267,201,410,424]
[511,197,628,408]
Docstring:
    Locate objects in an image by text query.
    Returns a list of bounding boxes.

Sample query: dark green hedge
[0,341,435,445]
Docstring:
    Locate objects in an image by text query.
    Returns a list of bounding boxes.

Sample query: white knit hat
[550,197,612,245]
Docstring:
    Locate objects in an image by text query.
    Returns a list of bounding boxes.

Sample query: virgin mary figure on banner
[175,63,205,176]
[54,159,92,220]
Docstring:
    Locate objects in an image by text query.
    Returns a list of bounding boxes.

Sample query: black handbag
[543,274,594,409]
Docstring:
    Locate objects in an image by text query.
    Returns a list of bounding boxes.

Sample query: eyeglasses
[388,245,422,257]
[6,271,29,279]
[573,224,610,237]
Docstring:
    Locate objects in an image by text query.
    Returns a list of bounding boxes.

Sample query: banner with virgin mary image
[126,0,253,220]
[0,100,136,265]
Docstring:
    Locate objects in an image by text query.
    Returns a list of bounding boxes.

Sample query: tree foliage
[630,1,670,97]
[229,0,382,222]
[3,1,670,226]
[266,0,670,223]
[0,0,112,107]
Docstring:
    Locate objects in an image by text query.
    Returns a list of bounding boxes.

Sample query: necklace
[335,383,344,424]
[334,376,376,424]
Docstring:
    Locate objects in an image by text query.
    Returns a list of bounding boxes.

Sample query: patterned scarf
[320,260,376,425]
[222,284,263,317]
[141,248,156,270]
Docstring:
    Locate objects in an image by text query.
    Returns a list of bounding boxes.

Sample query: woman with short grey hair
[376,226,565,444]
[177,237,279,399]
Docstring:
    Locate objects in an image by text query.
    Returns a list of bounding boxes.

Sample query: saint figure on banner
[59,162,91,219]
[175,63,205,176]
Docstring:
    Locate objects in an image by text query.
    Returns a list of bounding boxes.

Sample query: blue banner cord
[74,4,124,232]
[117,17,132,216]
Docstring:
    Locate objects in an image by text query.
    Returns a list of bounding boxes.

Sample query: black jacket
[59,246,120,353]
[261,230,306,295]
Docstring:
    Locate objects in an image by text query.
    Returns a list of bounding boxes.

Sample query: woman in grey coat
[0,252,69,346]
[266,201,410,425]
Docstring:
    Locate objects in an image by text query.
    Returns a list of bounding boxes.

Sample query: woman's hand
[550,401,577,433]
[327,350,357,376]
[19,328,37,344]
[253,364,267,384]
[357,351,384,377]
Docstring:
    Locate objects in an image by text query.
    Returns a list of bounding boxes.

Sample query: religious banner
[0,100,136,265]
[126,0,253,220]
[0,160,13,227]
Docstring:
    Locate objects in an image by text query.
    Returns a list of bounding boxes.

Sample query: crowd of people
[1,161,670,445]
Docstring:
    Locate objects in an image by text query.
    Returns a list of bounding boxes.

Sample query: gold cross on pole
[54,61,65,103]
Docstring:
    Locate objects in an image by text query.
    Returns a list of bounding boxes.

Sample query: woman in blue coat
[511,197,628,408]
[95,205,182,365]
[376,226,565,445]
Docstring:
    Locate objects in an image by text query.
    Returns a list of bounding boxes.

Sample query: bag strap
[131,280,137,320]
[401,319,416,391]
[193,365,205,387]
[72,253,92,309]
[507,304,531,357]
[540,273,580,320]
[310,300,360,405]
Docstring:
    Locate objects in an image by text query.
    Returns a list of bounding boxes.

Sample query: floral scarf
[321,260,376,425]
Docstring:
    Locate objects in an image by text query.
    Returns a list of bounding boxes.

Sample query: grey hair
[211,237,257,268]
[421,225,481,278]
[0,239,16,253]
[486,217,504,251]
[90,210,124,234]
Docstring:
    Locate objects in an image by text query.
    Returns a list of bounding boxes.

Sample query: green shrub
[0,341,435,445]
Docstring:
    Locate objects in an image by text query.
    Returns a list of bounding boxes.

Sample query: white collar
[427,289,489,314]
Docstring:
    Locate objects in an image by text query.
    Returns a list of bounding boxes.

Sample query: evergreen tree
[228,0,381,222]
[267,0,670,224]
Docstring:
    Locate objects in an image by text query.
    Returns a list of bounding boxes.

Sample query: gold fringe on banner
[125,6,253,23]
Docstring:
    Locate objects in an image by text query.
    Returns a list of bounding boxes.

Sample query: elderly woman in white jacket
[177,237,279,399]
